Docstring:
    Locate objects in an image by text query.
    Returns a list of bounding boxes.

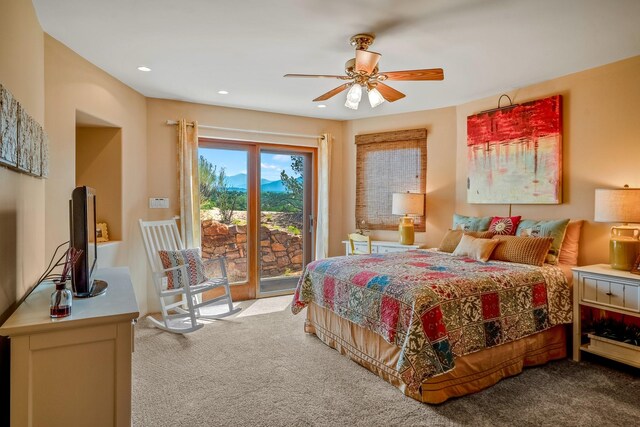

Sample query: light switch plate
[149,197,169,208]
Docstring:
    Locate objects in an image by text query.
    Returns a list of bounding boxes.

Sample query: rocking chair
[139,219,240,333]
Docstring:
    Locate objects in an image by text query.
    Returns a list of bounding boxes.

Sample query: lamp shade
[594,188,640,223]
[368,87,385,108]
[345,84,362,110]
[392,193,424,216]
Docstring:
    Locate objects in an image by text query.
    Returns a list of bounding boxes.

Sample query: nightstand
[572,264,640,368]
[342,240,424,255]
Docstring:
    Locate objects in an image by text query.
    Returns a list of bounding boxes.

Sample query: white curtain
[315,133,332,259]
[177,119,201,249]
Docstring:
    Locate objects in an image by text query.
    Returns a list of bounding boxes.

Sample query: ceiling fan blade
[380,68,444,81]
[376,83,406,102]
[355,50,382,74]
[284,74,347,79]
[313,83,351,102]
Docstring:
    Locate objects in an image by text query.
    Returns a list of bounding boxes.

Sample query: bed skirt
[304,302,567,404]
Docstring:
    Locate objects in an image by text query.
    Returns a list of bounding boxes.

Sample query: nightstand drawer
[351,242,376,253]
[377,245,405,254]
[580,274,640,312]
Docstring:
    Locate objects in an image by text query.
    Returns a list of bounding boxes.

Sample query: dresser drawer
[580,274,640,312]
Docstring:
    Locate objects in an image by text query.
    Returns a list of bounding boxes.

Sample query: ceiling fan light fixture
[345,83,362,110]
[368,87,385,108]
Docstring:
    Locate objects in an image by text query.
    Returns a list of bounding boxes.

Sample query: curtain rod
[165,120,319,140]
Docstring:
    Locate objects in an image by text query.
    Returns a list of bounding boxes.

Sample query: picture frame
[631,253,640,275]
[96,222,109,243]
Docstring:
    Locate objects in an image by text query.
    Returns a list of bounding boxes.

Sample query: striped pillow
[490,235,554,266]
[158,248,207,289]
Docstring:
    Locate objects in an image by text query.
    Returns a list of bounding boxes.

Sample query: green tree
[279,155,304,212]
[198,155,240,224]
[199,155,217,203]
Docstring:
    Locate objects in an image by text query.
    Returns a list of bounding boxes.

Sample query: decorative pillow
[558,220,584,266]
[488,216,522,235]
[490,235,554,266]
[438,229,495,253]
[158,248,207,289]
[517,218,570,265]
[452,234,501,262]
[452,213,492,231]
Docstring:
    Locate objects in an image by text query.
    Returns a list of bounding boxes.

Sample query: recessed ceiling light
[317,104,327,108]
[137,66,151,72]
[217,90,229,95]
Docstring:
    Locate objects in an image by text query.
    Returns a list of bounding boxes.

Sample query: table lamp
[594,186,640,270]
[392,192,425,245]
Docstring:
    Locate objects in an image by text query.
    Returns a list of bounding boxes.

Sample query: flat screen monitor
[70,186,98,297]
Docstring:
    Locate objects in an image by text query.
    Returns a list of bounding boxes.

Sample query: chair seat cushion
[159,248,207,289]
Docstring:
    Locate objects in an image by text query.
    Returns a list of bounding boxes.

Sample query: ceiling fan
[284,34,444,110]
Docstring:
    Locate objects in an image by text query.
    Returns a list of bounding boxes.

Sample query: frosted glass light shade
[345,84,362,110]
[392,193,425,216]
[368,88,385,108]
[594,188,640,223]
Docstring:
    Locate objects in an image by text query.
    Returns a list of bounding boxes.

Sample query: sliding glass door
[198,145,251,286]
[199,139,315,299]
[258,149,314,295]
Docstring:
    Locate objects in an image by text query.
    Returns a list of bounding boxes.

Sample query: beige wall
[44,36,149,313]
[76,127,123,241]
[454,56,640,266]
[342,107,458,249]
[0,0,45,320]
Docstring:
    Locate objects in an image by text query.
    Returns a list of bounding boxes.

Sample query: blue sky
[198,148,297,182]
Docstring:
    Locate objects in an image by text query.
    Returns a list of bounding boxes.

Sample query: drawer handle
[605,292,614,296]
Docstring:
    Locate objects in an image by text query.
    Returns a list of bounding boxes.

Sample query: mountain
[260,180,287,193]
[225,173,274,190]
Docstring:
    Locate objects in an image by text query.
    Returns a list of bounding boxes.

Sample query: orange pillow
[491,235,554,266]
[558,220,583,266]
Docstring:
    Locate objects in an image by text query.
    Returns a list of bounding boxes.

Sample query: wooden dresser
[0,267,139,427]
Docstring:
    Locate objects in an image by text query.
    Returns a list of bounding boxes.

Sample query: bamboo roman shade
[355,128,427,231]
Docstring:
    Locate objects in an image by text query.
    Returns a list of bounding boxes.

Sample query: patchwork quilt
[291,250,571,390]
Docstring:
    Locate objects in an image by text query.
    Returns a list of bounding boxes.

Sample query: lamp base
[610,238,640,270]
[398,216,415,245]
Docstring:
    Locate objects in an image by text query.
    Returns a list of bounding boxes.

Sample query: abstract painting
[466,95,562,204]
[0,84,18,167]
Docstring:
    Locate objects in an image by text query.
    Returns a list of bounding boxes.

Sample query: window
[355,128,427,231]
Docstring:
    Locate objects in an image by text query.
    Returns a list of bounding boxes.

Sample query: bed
[291,249,573,403]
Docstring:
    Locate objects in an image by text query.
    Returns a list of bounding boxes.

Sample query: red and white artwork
[466,95,562,204]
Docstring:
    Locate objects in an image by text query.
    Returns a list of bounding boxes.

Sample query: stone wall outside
[201,219,303,282]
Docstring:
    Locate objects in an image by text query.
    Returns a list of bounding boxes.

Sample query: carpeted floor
[132,296,640,427]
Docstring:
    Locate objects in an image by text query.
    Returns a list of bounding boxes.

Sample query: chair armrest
[153,263,188,279]
[202,256,226,266]
[202,256,229,278]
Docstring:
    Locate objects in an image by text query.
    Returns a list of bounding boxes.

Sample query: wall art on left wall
[0,83,49,178]
[0,84,18,167]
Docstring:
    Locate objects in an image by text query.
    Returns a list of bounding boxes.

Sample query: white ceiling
[33,0,640,121]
